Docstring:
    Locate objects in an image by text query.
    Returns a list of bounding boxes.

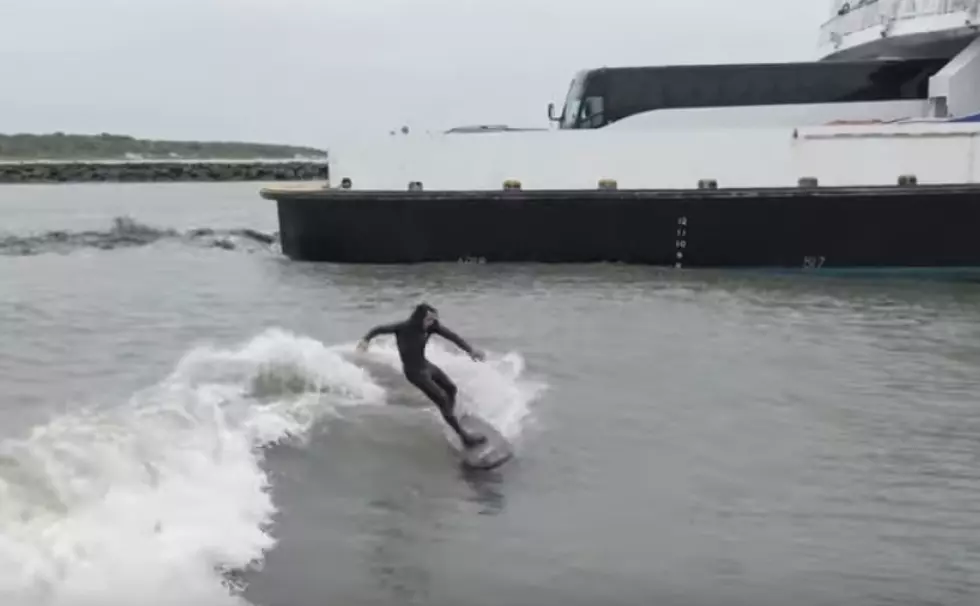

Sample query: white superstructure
[326,0,980,190]
[818,0,980,61]
[816,0,980,121]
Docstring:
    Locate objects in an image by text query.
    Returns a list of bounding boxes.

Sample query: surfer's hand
[356,339,369,353]
[469,349,485,362]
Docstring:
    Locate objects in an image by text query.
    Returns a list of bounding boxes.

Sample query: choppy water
[3,183,980,606]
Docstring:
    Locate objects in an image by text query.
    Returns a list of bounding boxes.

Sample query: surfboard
[455,414,514,470]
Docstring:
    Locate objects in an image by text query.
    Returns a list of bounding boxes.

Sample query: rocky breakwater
[0,160,329,183]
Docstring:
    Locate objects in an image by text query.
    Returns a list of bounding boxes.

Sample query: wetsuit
[360,304,485,447]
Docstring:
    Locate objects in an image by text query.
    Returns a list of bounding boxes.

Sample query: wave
[0,328,544,606]
[0,216,279,257]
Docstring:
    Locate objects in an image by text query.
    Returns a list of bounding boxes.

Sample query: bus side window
[582,96,605,127]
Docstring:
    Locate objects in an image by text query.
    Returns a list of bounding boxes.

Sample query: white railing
[818,0,980,48]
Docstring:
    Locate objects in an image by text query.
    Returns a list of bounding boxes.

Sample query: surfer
[356,303,488,448]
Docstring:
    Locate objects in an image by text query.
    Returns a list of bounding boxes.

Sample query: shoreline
[0,159,329,183]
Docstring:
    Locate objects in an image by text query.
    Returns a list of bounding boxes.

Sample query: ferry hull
[266,184,980,271]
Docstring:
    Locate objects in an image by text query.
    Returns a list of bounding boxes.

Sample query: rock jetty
[0,160,328,183]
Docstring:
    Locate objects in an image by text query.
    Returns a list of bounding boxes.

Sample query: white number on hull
[802,256,826,269]
[675,216,688,268]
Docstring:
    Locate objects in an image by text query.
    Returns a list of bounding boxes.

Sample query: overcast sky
[0,0,830,147]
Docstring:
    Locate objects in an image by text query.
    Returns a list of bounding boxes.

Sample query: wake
[0,328,544,606]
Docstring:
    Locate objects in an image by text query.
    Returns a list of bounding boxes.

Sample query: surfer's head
[411,302,438,328]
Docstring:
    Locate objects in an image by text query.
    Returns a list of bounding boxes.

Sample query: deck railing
[818,0,980,49]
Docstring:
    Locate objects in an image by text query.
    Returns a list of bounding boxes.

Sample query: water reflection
[365,495,434,605]
[458,466,507,516]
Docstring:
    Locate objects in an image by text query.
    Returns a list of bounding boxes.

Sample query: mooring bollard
[897,174,918,186]
[697,178,718,190]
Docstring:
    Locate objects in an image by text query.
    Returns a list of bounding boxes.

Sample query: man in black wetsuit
[356,303,488,448]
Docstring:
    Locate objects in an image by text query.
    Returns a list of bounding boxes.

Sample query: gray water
[2,183,980,606]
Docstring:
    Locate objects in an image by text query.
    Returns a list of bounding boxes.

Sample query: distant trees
[0,132,328,160]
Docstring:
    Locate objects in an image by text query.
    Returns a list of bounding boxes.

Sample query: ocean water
[2,182,980,606]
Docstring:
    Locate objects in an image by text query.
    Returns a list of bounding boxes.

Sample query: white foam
[0,328,385,606]
[344,338,547,444]
[0,328,546,606]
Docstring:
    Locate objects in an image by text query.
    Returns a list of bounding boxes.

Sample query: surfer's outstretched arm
[432,323,484,361]
[358,322,401,350]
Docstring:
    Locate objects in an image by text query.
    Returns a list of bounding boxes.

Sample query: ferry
[262,0,980,270]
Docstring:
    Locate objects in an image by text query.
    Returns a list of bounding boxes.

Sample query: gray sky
[0,0,830,147]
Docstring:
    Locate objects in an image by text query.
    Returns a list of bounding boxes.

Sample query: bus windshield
[559,71,588,128]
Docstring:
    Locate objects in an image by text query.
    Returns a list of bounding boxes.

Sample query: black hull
[266,185,980,269]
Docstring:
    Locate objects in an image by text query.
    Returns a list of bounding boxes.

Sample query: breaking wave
[0,328,544,606]
[0,216,279,256]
